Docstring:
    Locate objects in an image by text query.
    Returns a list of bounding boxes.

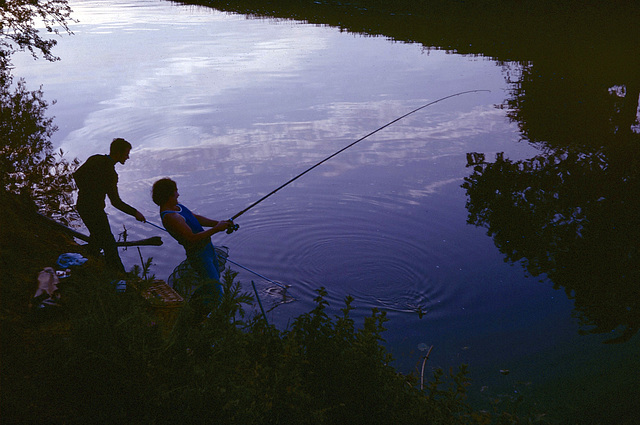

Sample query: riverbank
[0,191,113,422]
[0,191,87,318]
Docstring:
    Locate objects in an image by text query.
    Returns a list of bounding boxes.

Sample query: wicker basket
[141,280,184,333]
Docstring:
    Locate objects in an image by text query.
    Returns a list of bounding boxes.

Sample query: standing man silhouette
[74,138,146,274]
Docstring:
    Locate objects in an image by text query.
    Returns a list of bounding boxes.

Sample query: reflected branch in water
[462,143,640,343]
[472,27,640,342]
[504,63,640,147]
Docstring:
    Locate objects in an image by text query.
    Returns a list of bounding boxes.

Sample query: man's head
[152,178,178,206]
[110,138,132,164]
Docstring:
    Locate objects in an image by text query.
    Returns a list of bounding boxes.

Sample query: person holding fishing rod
[151,178,232,309]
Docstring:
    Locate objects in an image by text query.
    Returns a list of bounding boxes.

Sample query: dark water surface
[16,0,640,421]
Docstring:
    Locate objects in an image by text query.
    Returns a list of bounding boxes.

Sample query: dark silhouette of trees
[1,0,77,221]
[0,70,78,221]
[463,132,640,342]
[460,2,640,340]
[0,0,74,67]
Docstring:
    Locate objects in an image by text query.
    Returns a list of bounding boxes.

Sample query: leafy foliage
[1,0,78,221]
[0,0,74,67]
[0,68,78,222]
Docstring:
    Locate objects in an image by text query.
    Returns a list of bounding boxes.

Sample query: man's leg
[78,207,125,274]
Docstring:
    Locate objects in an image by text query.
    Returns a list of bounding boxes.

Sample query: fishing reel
[226,219,239,234]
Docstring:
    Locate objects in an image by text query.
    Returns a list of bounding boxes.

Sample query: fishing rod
[144,220,287,289]
[225,89,490,232]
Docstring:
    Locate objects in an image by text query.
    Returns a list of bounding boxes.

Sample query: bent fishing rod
[225,89,490,233]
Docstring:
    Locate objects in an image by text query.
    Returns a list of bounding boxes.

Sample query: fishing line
[227,89,490,229]
[225,257,287,290]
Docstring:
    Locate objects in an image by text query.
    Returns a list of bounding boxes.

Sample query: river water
[16,0,639,420]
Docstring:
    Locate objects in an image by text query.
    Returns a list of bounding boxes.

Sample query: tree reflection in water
[463,69,640,343]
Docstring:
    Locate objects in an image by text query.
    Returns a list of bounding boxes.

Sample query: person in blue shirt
[152,178,231,307]
[74,138,146,274]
